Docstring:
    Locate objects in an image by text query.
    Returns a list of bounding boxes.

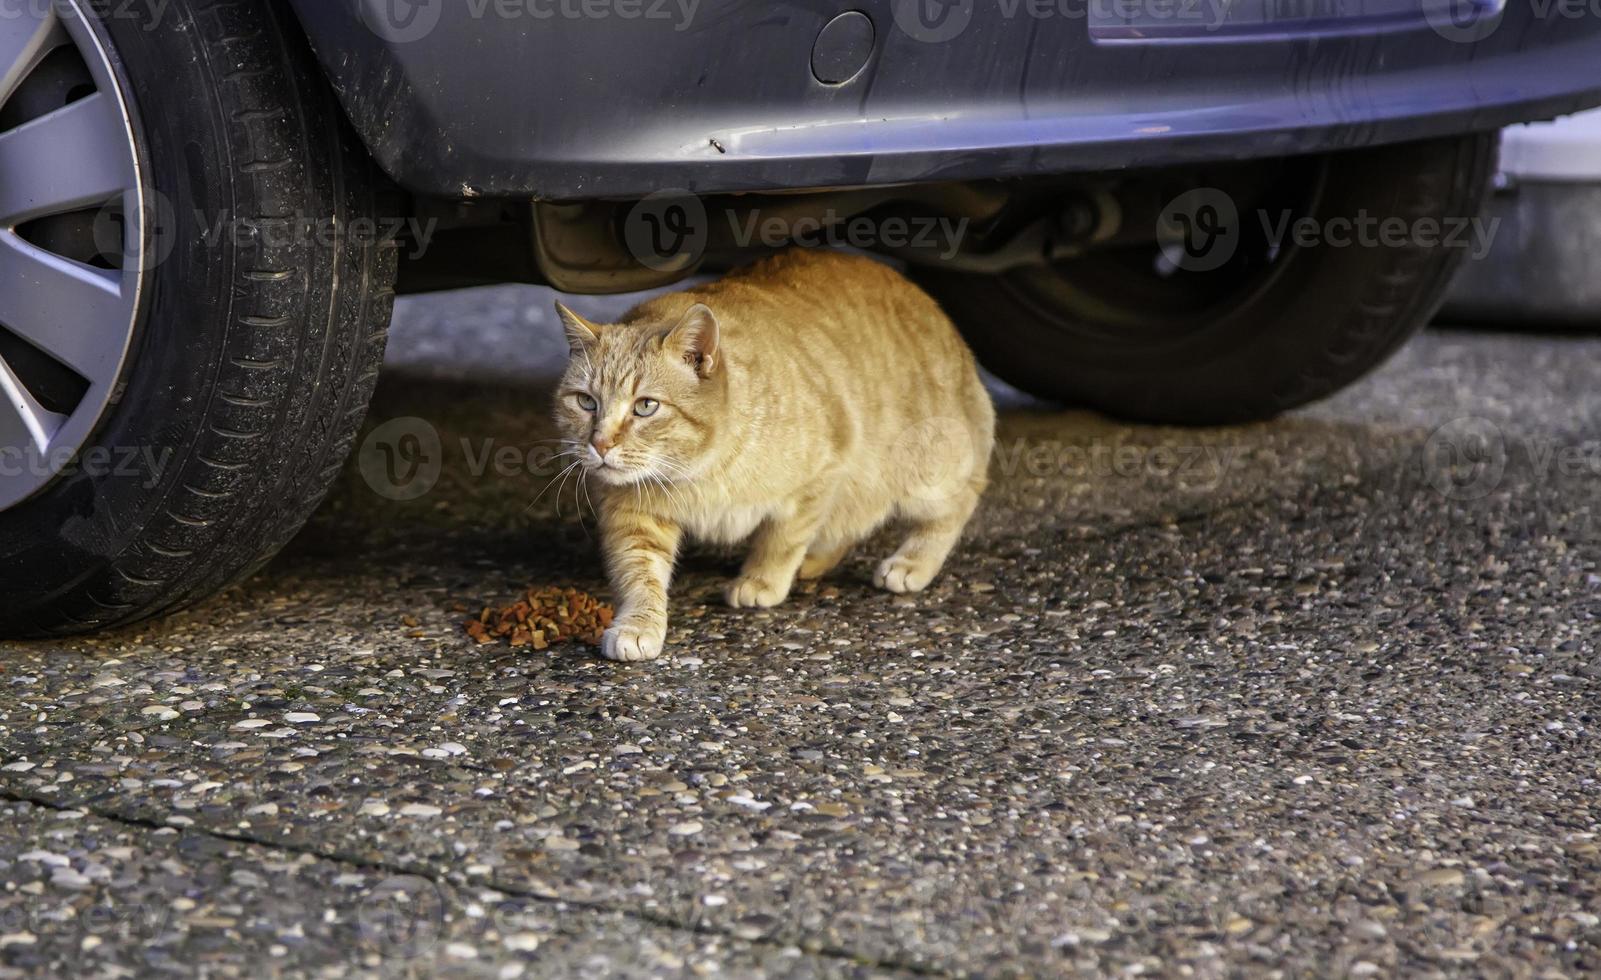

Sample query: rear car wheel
[918,135,1499,425]
[0,0,397,635]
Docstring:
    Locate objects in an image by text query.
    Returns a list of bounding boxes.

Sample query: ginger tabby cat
[553,249,995,662]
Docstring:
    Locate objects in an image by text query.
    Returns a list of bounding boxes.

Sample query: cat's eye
[575,393,598,412]
[634,398,660,418]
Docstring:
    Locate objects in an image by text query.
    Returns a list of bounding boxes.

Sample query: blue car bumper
[290,0,1601,199]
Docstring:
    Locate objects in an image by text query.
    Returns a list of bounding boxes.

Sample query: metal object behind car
[288,0,1601,201]
[1442,110,1601,328]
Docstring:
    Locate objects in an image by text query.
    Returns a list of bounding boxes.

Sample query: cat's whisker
[578,470,599,536]
[635,466,672,509]
[657,471,689,513]
[531,461,582,515]
[650,461,700,513]
[555,456,591,521]
[643,450,694,485]
[528,459,585,516]
[641,455,693,514]
[648,472,690,522]
[561,468,597,540]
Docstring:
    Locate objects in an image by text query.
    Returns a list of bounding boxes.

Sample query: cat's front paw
[725,575,791,609]
[874,556,938,594]
[602,623,666,662]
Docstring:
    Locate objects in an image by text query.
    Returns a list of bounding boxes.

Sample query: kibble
[463,586,614,650]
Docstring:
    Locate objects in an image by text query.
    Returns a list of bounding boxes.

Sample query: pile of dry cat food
[464,586,614,650]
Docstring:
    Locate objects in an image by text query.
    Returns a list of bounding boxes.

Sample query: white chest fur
[680,503,771,547]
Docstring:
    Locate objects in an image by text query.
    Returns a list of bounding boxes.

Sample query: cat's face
[553,303,724,487]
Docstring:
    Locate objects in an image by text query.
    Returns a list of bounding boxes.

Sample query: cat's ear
[664,304,720,379]
[555,302,600,354]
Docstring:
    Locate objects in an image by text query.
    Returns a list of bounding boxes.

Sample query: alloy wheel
[0,0,145,511]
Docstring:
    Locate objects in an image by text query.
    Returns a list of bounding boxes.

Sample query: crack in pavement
[0,783,947,978]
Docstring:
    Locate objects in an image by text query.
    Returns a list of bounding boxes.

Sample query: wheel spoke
[0,351,66,456]
[0,230,127,387]
[0,92,135,225]
[0,5,68,108]
[0,4,142,512]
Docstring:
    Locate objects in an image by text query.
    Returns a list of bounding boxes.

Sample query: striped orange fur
[553,249,995,662]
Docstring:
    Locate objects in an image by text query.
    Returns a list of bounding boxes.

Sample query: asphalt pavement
[1,285,1598,977]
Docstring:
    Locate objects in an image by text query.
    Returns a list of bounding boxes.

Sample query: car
[3,0,1599,635]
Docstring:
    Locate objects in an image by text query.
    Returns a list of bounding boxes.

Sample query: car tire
[0,0,398,636]
[916,134,1499,425]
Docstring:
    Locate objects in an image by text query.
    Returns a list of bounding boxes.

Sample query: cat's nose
[591,434,616,456]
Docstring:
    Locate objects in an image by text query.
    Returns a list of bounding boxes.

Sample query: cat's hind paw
[725,575,791,609]
[602,624,666,662]
[798,545,849,581]
[874,556,938,594]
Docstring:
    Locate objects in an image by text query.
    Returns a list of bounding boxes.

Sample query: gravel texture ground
[1,286,1598,978]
